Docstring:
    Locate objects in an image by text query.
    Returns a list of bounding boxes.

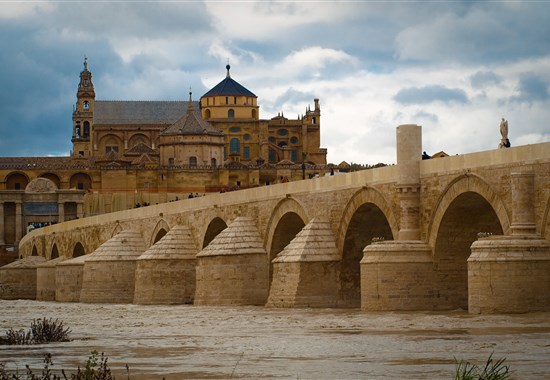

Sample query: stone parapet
[468,235,550,313]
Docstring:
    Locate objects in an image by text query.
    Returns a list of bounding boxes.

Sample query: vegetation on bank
[0,351,121,380]
[454,353,510,380]
[0,318,70,345]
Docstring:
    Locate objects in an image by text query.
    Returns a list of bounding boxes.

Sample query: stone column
[0,202,5,245]
[76,202,84,219]
[510,171,536,235]
[58,202,65,223]
[361,124,434,311]
[469,170,550,313]
[15,201,22,243]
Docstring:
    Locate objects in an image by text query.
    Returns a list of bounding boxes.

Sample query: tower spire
[187,87,194,113]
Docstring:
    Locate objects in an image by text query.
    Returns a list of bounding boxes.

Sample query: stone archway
[150,219,170,247]
[72,242,86,258]
[429,174,507,310]
[50,243,59,259]
[338,187,396,307]
[264,198,308,287]
[202,217,227,249]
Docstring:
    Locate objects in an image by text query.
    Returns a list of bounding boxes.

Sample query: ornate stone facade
[0,60,328,249]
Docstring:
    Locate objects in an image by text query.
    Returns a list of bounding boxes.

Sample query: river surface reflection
[1,300,549,379]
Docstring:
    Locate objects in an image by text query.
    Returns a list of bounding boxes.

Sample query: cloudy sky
[1,1,549,165]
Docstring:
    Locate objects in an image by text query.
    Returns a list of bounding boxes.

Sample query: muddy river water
[1,300,549,379]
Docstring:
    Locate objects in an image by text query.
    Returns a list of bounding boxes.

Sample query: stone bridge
[4,125,550,314]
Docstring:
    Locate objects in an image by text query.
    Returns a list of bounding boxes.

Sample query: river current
[1,300,549,379]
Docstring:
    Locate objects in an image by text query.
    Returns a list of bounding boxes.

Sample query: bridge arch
[264,197,309,286]
[428,173,510,249]
[31,244,38,256]
[265,197,309,260]
[201,216,228,249]
[337,186,397,307]
[111,222,123,238]
[150,219,170,246]
[428,173,508,310]
[50,243,59,259]
[72,242,86,258]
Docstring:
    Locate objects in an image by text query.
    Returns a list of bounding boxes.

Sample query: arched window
[83,100,89,110]
[252,109,257,119]
[243,146,250,160]
[205,109,211,119]
[269,149,276,163]
[230,138,240,154]
[228,109,235,119]
[211,158,217,167]
[189,156,197,167]
[278,141,288,148]
[83,121,90,137]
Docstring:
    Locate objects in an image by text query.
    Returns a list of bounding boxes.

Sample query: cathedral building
[0,59,327,249]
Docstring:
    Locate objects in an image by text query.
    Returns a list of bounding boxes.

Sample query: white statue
[498,118,510,148]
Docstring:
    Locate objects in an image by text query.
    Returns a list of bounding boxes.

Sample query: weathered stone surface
[36,256,69,301]
[267,218,340,308]
[361,241,434,311]
[0,256,46,300]
[55,253,94,302]
[134,225,198,304]
[195,217,268,305]
[469,235,550,313]
[9,136,550,314]
[80,230,146,304]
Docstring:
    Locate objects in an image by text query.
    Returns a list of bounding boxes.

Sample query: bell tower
[72,57,95,159]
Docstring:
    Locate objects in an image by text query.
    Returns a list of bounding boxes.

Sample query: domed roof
[202,65,256,98]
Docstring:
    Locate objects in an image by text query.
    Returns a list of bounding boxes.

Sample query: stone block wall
[195,254,268,306]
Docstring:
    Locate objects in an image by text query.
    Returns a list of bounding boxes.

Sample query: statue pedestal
[361,241,434,311]
[469,235,550,314]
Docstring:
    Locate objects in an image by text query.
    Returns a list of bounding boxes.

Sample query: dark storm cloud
[393,86,468,106]
[395,2,550,65]
[509,73,550,104]
[470,71,503,89]
[0,2,214,156]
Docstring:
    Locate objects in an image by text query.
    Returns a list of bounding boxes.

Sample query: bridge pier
[195,217,269,306]
[80,230,146,303]
[134,225,197,305]
[266,218,341,308]
[469,171,550,313]
[361,124,436,311]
